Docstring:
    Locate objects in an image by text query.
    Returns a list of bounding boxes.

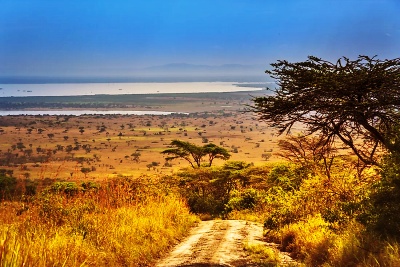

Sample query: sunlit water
[0,82,265,97]
[0,82,268,116]
[0,110,187,116]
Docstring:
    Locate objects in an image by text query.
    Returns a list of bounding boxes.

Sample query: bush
[0,174,17,200]
[175,162,254,215]
[274,215,335,265]
[359,152,400,238]
[267,162,307,191]
[0,173,37,200]
[49,182,81,196]
[225,188,259,212]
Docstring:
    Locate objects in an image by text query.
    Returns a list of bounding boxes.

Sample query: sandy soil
[156,220,297,267]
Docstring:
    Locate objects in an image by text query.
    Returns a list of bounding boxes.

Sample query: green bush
[267,163,307,191]
[176,161,253,215]
[49,182,81,196]
[0,173,17,200]
[225,188,259,212]
[359,152,400,238]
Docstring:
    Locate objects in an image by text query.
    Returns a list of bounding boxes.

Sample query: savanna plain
[0,91,399,266]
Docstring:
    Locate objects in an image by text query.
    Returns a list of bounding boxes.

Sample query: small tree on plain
[161,140,231,168]
[81,167,91,178]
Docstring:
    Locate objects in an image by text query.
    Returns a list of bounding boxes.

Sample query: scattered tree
[161,140,231,168]
[131,151,141,162]
[80,167,91,178]
[16,142,25,151]
[276,134,338,178]
[203,143,231,167]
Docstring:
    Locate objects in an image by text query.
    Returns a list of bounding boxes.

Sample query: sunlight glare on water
[0,82,264,97]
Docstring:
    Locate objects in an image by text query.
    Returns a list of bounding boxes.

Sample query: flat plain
[0,90,281,182]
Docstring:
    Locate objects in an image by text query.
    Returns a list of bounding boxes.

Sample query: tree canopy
[251,55,400,166]
[161,140,231,168]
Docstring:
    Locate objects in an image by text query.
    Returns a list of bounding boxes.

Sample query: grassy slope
[0,179,198,266]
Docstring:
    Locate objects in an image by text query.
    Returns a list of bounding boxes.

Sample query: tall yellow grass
[270,215,400,267]
[0,178,198,266]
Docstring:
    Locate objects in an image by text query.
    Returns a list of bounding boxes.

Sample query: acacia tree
[276,134,338,179]
[203,143,231,167]
[161,140,230,168]
[251,55,400,166]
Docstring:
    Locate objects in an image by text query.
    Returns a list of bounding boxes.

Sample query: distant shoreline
[0,110,189,116]
[0,82,269,97]
[0,90,268,113]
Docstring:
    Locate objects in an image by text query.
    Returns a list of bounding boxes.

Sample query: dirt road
[156,220,296,267]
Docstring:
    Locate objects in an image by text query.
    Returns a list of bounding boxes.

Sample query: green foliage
[175,161,252,215]
[48,182,81,196]
[359,151,400,238]
[267,162,306,191]
[23,178,37,196]
[263,187,300,231]
[225,188,259,212]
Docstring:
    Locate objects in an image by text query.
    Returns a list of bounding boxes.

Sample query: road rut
[156,220,297,267]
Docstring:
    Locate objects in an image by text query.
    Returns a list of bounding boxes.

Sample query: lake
[0,82,267,97]
[0,110,188,116]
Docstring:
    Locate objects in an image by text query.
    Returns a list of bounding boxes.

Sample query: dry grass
[269,215,400,267]
[244,242,282,266]
[0,111,280,180]
[0,178,198,266]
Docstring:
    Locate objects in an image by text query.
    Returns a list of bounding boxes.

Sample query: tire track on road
[156,220,295,267]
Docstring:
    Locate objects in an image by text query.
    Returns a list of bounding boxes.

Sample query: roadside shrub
[187,194,223,215]
[176,162,253,215]
[225,188,259,212]
[274,215,335,265]
[262,186,302,231]
[244,242,281,265]
[267,162,307,191]
[359,152,400,238]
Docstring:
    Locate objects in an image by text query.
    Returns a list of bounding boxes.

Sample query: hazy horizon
[0,62,270,84]
[1,0,399,80]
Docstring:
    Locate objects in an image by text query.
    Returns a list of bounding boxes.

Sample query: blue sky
[1,0,399,77]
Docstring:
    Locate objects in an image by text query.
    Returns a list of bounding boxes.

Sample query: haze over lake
[0,82,267,97]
